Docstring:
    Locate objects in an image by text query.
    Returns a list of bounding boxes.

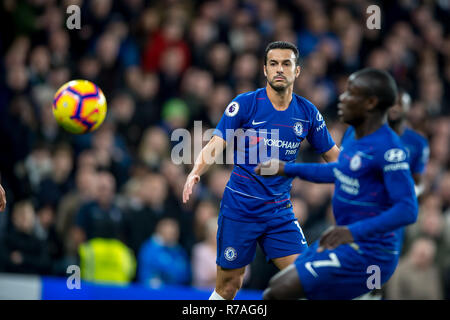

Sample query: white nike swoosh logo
[252,120,266,125]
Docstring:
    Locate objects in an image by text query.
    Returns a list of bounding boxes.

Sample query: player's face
[264,49,300,92]
[337,76,369,125]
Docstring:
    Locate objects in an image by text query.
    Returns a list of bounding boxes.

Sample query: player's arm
[413,173,425,196]
[317,154,419,251]
[182,135,226,203]
[347,156,418,240]
[255,159,337,183]
[411,142,429,197]
[183,95,247,203]
[320,145,340,163]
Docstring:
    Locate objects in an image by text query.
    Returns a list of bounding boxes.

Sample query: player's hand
[0,184,6,212]
[254,159,286,176]
[182,173,200,203]
[317,226,354,252]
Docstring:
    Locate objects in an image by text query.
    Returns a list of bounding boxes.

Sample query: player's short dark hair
[264,41,300,66]
[352,68,398,111]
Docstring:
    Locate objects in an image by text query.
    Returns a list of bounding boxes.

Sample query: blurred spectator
[108,91,141,151]
[37,143,74,208]
[160,98,190,134]
[56,166,98,257]
[79,237,136,284]
[192,216,218,289]
[193,200,218,243]
[385,237,443,300]
[34,202,66,275]
[404,194,450,272]
[14,142,52,198]
[0,200,51,274]
[90,124,132,188]
[138,217,191,287]
[137,127,170,171]
[206,43,232,82]
[141,18,190,73]
[124,173,178,255]
[73,171,126,247]
[95,32,123,100]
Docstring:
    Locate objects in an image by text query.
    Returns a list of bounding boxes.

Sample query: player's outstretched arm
[0,183,6,211]
[182,135,226,203]
[255,159,337,184]
[254,159,286,176]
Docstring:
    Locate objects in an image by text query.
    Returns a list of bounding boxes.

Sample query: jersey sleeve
[213,96,249,143]
[306,105,336,154]
[410,139,429,175]
[284,162,337,183]
[347,147,418,240]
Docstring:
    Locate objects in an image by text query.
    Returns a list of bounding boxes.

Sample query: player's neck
[389,119,406,135]
[354,114,387,139]
[266,84,293,110]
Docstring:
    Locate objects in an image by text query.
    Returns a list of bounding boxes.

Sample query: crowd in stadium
[0,0,449,299]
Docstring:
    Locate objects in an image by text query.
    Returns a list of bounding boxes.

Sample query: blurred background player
[257,68,418,300]
[182,41,339,300]
[388,89,429,196]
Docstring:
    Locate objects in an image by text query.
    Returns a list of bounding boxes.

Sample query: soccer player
[256,68,418,300]
[388,89,429,196]
[182,41,340,300]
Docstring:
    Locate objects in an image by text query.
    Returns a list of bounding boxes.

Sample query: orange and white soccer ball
[52,80,107,134]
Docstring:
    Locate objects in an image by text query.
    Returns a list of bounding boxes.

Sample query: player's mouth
[274,76,286,81]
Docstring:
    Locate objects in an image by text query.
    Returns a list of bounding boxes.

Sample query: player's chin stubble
[268,79,289,92]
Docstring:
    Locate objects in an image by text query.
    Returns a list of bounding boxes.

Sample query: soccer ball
[52,80,107,134]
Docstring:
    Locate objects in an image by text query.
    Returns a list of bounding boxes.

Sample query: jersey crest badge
[225,102,239,117]
[350,154,362,171]
[224,247,237,261]
[293,122,303,136]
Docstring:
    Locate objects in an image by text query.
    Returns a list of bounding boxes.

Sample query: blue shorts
[216,207,308,269]
[294,241,399,300]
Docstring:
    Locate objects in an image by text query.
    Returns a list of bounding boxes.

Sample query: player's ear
[263,65,267,77]
[366,96,379,111]
[295,65,301,78]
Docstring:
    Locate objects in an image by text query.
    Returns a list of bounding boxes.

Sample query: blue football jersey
[343,126,429,178]
[399,127,429,175]
[213,87,335,221]
[337,124,418,255]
